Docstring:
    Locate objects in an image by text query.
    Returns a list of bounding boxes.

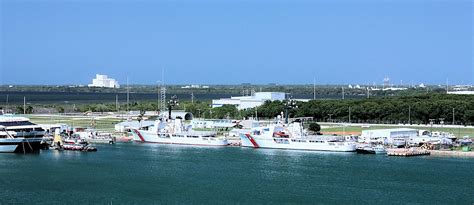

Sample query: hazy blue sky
[1,0,472,85]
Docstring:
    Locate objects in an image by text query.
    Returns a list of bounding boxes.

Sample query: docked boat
[51,131,97,152]
[356,144,387,154]
[132,118,228,146]
[0,115,45,153]
[239,122,356,152]
[72,130,116,144]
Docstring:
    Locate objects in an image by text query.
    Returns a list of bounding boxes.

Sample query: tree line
[3,93,473,126]
[187,94,474,125]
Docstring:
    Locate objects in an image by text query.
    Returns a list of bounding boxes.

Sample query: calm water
[0,144,472,204]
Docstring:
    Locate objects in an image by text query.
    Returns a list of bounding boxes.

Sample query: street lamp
[197,108,201,119]
[168,95,179,120]
[328,114,333,123]
[429,119,435,135]
[439,118,445,128]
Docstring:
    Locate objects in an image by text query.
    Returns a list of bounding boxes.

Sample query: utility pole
[313,77,316,100]
[452,108,455,125]
[328,114,333,123]
[5,94,8,114]
[115,95,119,112]
[408,105,411,124]
[255,107,258,121]
[446,78,449,94]
[126,77,130,112]
[23,96,26,115]
[342,87,345,100]
[348,106,351,125]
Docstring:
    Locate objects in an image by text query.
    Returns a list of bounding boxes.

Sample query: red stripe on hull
[133,130,146,142]
[245,134,259,148]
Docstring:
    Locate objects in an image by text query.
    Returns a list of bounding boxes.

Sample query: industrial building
[88,74,120,88]
[359,128,419,144]
[211,92,286,110]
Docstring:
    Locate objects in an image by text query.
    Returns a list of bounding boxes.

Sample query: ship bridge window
[291,139,307,143]
[0,121,36,127]
[274,138,289,144]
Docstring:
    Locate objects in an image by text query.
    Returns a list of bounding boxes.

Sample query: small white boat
[374,145,387,154]
[356,144,386,154]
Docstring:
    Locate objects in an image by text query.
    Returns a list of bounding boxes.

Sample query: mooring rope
[25,138,34,152]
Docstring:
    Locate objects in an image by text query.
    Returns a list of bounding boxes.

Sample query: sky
[0,0,472,85]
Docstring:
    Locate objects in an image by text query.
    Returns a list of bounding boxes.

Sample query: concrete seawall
[429,150,474,157]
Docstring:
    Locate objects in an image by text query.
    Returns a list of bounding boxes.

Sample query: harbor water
[0,144,472,204]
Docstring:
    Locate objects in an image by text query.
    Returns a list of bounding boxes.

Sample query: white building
[382,87,408,91]
[181,85,209,89]
[88,74,120,88]
[212,92,286,110]
[359,128,418,144]
[447,91,474,95]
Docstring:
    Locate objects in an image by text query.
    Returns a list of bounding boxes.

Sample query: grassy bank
[320,124,474,138]
[28,115,122,131]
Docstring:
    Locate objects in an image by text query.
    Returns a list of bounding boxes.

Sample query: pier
[387,148,430,157]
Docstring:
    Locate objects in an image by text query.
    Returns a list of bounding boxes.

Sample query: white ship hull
[0,145,18,152]
[0,138,43,153]
[132,129,228,146]
[240,134,356,152]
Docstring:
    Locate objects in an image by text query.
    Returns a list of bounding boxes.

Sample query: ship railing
[186,131,218,136]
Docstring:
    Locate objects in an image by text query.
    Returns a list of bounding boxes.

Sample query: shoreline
[429,150,474,158]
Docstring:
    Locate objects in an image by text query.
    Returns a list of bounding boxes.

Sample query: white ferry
[131,119,228,146]
[0,115,45,153]
[240,122,356,152]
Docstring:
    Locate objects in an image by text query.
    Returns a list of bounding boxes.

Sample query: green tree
[57,106,65,113]
[212,105,238,119]
[308,122,321,133]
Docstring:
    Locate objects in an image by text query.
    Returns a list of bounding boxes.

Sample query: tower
[383,77,390,89]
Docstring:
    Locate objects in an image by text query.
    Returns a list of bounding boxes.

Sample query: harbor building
[211,92,285,110]
[88,74,120,88]
[359,128,419,144]
[447,91,474,95]
[181,84,209,89]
